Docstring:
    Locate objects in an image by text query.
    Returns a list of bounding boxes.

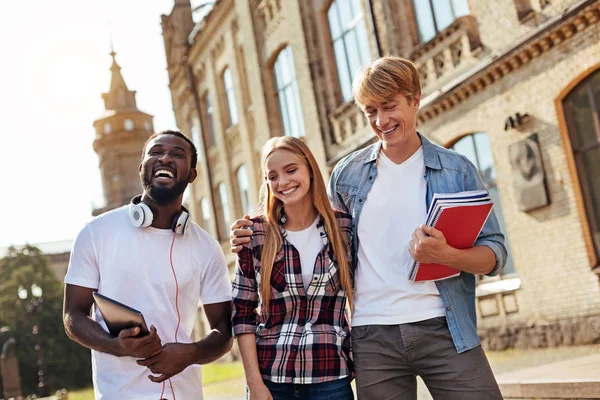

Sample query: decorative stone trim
[417,1,600,125]
[329,101,366,144]
[208,146,222,177]
[210,34,227,61]
[476,277,522,297]
[226,124,241,154]
[255,0,283,38]
[480,314,600,350]
[411,16,483,96]
[193,63,207,83]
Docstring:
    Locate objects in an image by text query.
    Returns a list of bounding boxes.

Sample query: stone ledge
[480,314,600,350]
[500,379,600,399]
[498,353,600,399]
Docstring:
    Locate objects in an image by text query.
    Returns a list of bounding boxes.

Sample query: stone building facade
[162,0,600,350]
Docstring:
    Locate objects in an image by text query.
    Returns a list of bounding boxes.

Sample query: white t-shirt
[352,147,446,327]
[65,206,232,400]
[285,217,323,290]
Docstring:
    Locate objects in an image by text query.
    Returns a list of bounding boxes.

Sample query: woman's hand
[248,381,274,400]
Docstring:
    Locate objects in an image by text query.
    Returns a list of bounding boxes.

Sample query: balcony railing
[411,16,483,96]
[327,100,372,164]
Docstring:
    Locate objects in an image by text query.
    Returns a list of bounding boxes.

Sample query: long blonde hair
[258,136,353,310]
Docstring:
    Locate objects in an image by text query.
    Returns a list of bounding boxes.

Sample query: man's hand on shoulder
[230,215,253,254]
[137,342,197,383]
[115,325,162,359]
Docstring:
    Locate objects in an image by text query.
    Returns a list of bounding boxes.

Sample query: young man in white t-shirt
[63,130,233,400]
[230,58,507,399]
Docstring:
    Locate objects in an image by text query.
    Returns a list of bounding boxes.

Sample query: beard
[141,166,190,205]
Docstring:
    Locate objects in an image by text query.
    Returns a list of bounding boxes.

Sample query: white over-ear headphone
[128,195,191,235]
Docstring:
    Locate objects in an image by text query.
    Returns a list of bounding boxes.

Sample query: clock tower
[92,50,154,216]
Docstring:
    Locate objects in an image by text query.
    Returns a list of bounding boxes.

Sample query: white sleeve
[64,224,100,289]
[199,243,232,305]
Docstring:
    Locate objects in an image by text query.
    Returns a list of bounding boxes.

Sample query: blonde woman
[232,136,354,400]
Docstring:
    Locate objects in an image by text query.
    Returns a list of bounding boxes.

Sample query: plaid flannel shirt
[232,210,353,384]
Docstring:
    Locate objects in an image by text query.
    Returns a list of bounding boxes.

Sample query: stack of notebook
[409,190,493,282]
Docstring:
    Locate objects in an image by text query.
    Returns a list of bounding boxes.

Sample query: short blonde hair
[352,56,421,108]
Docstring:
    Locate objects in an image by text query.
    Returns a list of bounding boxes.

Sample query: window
[144,120,152,131]
[124,119,134,131]
[223,68,239,127]
[103,122,111,134]
[274,47,305,137]
[450,133,515,275]
[202,92,216,147]
[217,183,231,239]
[200,197,211,230]
[327,0,372,102]
[563,69,600,265]
[190,119,201,151]
[412,0,470,43]
[237,165,253,216]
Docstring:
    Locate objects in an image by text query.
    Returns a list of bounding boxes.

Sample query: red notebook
[409,202,493,282]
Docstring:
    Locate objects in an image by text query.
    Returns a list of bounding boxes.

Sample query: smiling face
[139,134,197,205]
[265,149,312,208]
[363,93,420,151]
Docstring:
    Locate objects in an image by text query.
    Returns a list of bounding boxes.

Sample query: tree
[0,245,91,395]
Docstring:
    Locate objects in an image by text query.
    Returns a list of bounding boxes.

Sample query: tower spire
[108,49,129,95]
[101,48,137,111]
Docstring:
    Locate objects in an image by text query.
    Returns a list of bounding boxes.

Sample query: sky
[0,1,209,250]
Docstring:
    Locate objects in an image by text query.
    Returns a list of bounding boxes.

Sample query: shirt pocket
[269,258,288,294]
[335,184,360,213]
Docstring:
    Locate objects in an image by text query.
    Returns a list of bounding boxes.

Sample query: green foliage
[0,245,91,396]
[202,361,244,385]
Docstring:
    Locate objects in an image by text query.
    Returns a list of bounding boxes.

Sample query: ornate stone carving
[411,16,483,95]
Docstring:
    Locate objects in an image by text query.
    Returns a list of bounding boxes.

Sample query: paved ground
[202,344,600,400]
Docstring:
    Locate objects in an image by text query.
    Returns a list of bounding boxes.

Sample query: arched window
[274,47,305,137]
[200,197,211,230]
[202,92,216,148]
[450,132,515,274]
[217,183,231,240]
[327,0,372,102]
[190,119,201,150]
[223,68,239,127]
[103,122,111,134]
[124,119,134,131]
[237,165,252,216]
[562,69,600,266]
[412,0,470,43]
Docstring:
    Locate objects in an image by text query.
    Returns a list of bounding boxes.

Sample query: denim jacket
[327,133,507,353]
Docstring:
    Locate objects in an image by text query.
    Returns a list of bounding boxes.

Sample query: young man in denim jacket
[327,57,506,399]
